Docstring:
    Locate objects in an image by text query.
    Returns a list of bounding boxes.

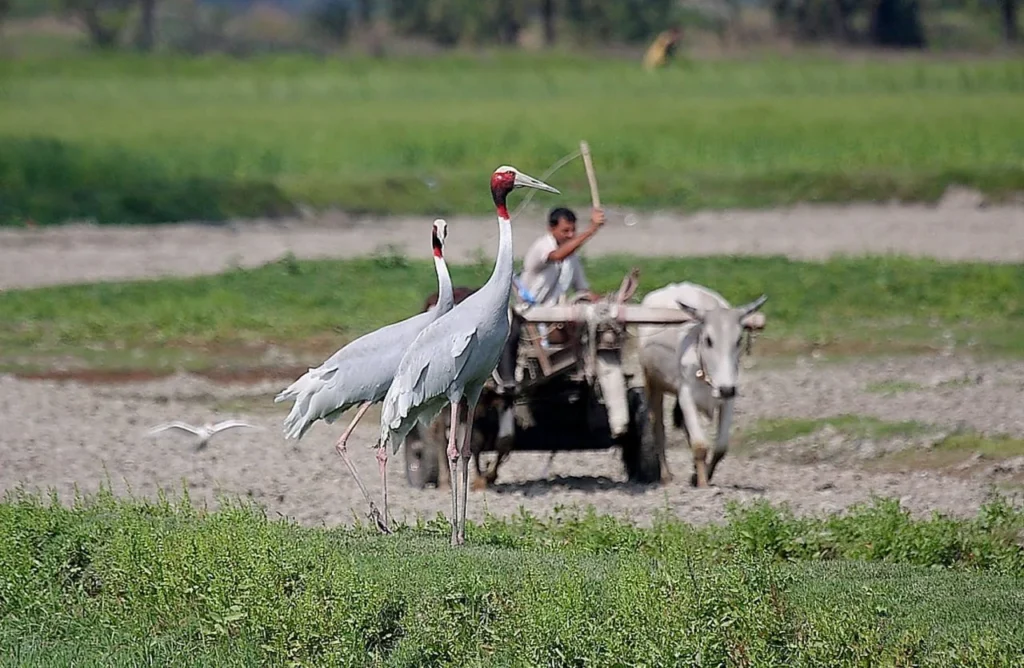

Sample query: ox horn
[675,299,704,322]
[737,294,768,316]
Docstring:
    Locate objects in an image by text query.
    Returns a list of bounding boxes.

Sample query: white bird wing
[274,309,440,441]
[380,326,480,453]
[209,420,261,434]
[147,422,201,437]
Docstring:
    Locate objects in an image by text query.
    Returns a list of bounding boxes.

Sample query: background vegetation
[1,0,1022,226]
[2,487,1023,666]
[2,253,1022,374]
[1,54,1023,225]
[3,0,1020,53]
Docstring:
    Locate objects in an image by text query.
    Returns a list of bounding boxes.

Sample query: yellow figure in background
[643,26,683,71]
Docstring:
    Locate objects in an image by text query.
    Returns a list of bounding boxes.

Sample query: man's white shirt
[518,232,590,306]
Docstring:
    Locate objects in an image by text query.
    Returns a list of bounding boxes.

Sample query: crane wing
[380,327,480,451]
[274,310,438,440]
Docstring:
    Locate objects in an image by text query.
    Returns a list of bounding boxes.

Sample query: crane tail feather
[277,368,352,441]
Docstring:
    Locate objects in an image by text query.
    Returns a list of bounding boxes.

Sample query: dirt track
[2,200,1023,527]
[2,197,1022,291]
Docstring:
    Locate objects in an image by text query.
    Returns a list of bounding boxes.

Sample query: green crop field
[2,488,1023,666]
[2,53,1023,225]
[2,253,1022,375]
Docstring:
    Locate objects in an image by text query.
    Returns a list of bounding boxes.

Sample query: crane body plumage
[273,219,454,533]
[378,166,559,545]
[276,303,451,441]
[378,220,513,454]
[275,220,454,441]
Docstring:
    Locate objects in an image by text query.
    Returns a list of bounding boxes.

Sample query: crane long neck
[433,254,454,311]
[484,189,514,299]
[492,213,513,289]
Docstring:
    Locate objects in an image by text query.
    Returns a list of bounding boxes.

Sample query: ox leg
[597,350,630,439]
[475,396,503,490]
[471,408,492,491]
[678,385,710,488]
[645,377,672,483]
[708,399,734,484]
[491,393,516,484]
[489,447,514,484]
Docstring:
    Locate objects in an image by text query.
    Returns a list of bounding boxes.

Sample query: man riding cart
[494,204,639,445]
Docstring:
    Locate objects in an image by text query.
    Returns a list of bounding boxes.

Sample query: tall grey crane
[378,166,559,546]
[274,219,455,533]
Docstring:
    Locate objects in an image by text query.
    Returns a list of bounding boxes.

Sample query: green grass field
[2,53,1023,224]
[2,488,1023,666]
[2,253,1022,374]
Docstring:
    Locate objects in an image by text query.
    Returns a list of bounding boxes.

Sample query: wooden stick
[579,140,600,209]
[513,304,698,325]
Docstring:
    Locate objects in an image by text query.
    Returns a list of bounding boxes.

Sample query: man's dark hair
[548,207,577,228]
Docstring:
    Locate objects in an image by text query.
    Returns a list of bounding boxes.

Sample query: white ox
[637,282,767,487]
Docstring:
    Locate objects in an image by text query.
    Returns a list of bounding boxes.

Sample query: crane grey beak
[514,171,559,194]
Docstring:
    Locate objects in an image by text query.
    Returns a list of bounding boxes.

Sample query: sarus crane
[378,166,559,546]
[274,219,455,532]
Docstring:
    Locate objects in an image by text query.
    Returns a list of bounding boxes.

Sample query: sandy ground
[2,354,1021,528]
[2,200,1023,527]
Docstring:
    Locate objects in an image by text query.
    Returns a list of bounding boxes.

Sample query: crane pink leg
[376,445,390,532]
[456,395,481,546]
[445,401,461,545]
[335,400,390,534]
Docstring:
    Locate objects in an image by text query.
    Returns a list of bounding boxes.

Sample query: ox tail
[672,399,684,429]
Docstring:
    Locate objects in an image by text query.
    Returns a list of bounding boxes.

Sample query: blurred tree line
[1,0,1017,51]
[385,0,680,46]
[319,0,1018,48]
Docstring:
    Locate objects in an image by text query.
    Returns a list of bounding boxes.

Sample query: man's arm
[546,208,605,263]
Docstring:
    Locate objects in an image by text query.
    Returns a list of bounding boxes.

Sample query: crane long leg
[334,400,389,534]
[456,393,482,546]
[445,401,461,545]
[376,444,390,533]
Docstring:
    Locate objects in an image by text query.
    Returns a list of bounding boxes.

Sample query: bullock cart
[403,270,698,489]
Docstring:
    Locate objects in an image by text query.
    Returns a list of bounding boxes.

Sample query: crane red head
[490,165,560,220]
[431,218,447,259]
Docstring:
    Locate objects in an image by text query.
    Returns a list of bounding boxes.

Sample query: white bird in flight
[146,420,262,450]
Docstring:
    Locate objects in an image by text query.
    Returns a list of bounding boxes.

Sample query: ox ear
[737,294,768,330]
[675,299,704,323]
[616,267,641,304]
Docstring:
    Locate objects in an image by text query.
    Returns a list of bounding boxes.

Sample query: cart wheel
[621,386,661,484]
[404,421,441,489]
